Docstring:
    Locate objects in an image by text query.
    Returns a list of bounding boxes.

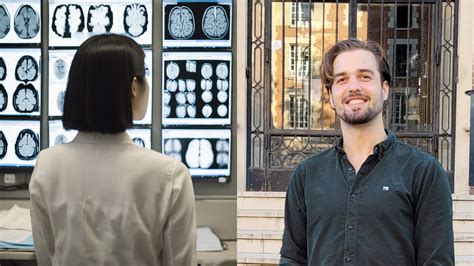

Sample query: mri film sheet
[163,0,232,48]
[48,120,77,147]
[0,120,40,167]
[162,52,231,126]
[49,1,152,47]
[48,49,152,124]
[162,129,231,177]
[126,128,151,149]
[48,49,76,116]
[0,48,41,116]
[0,1,41,44]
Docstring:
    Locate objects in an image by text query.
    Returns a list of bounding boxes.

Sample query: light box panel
[0,120,40,168]
[0,1,41,44]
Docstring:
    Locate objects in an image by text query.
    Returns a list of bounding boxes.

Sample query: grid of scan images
[0,1,42,168]
[47,0,153,150]
[162,0,232,179]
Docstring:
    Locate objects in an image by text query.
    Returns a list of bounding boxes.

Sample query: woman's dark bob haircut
[62,33,146,134]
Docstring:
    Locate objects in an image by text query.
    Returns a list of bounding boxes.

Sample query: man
[280,39,454,265]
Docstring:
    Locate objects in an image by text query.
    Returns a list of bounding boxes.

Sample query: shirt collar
[72,131,133,144]
[335,129,395,159]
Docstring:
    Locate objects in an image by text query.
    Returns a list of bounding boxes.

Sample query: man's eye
[360,75,372,80]
[335,78,347,84]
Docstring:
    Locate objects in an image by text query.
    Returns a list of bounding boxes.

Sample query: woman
[29,34,196,266]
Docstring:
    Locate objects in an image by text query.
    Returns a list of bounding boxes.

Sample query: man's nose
[347,76,361,92]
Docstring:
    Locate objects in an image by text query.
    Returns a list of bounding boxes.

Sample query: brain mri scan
[164,138,182,161]
[202,104,212,118]
[132,137,145,148]
[87,5,113,33]
[54,134,68,145]
[52,4,85,38]
[0,84,7,112]
[15,55,38,82]
[216,63,229,79]
[200,79,212,91]
[186,79,195,91]
[57,90,65,113]
[186,60,196,72]
[217,104,228,117]
[201,90,213,103]
[201,63,213,79]
[14,5,40,39]
[216,79,229,91]
[176,104,186,118]
[166,79,178,92]
[217,90,228,103]
[168,6,194,39]
[202,6,229,39]
[0,57,6,81]
[124,4,148,37]
[15,129,39,160]
[163,91,171,105]
[166,62,180,79]
[0,5,10,39]
[163,104,171,117]
[53,58,68,80]
[215,139,229,167]
[178,79,186,92]
[0,131,7,159]
[13,83,38,113]
[187,105,196,118]
[186,92,196,105]
[185,139,214,169]
[175,92,186,105]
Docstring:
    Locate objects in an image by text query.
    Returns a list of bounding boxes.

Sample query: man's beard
[336,92,383,125]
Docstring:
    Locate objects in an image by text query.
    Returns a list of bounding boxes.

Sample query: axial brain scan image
[52,4,85,38]
[0,84,7,112]
[15,129,39,160]
[0,5,10,39]
[54,134,68,145]
[168,6,194,39]
[57,90,65,113]
[164,139,182,161]
[132,137,145,148]
[0,57,6,81]
[201,63,213,79]
[202,6,229,39]
[15,55,38,82]
[216,139,229,167]
[54,58,68,80]
[13,83,38,113]
[14,5,40,39]
[185,139,214,169]
[124,4,148,37]
[166,62,179,79]
[0,131,7,159]
[87,5,113,33]
[216,63,229,79]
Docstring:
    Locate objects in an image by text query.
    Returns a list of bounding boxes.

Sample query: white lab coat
[29,132,196,266]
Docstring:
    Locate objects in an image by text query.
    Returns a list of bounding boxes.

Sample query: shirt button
[350,193,357,200]
[345,257,353,263]
[348,167,353,172]
[347,225,354,230]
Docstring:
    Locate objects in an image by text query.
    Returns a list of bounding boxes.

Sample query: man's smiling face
[329,49,389,125]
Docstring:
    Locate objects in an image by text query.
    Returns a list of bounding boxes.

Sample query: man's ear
[382,80,389,101]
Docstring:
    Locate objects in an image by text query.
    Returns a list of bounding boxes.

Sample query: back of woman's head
[62,34,145,134]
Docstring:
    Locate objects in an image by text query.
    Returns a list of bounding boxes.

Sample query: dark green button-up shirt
[280,131,454,265]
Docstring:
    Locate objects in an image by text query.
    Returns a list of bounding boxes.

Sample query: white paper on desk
[0,229,31,243]
[0,205,32,231]
[196,227,223,252]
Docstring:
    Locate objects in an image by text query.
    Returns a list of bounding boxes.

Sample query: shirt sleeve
[414,157,454,265]
[162,160,197,266]
[280,163,307,265]
[29,154,55,266]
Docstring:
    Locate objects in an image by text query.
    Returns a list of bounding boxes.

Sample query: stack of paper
[196,226,223,252]
[0,205,34,250]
